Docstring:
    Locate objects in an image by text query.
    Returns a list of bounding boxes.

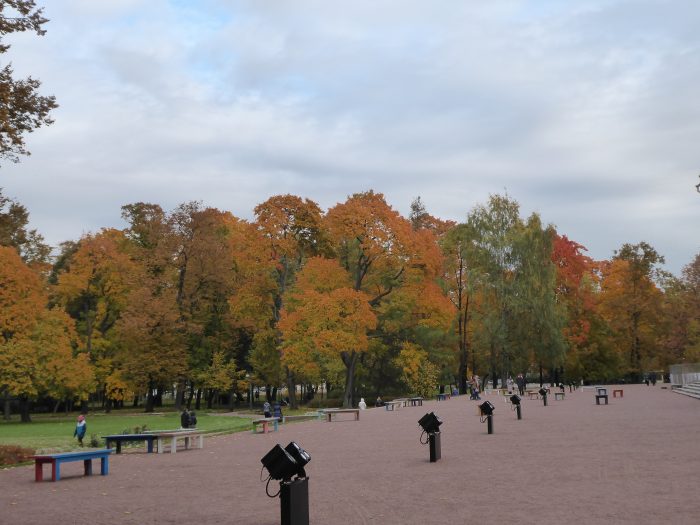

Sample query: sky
[2,0,698,275]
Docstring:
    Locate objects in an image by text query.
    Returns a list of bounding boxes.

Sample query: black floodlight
[418,412,442,434]
[284,442,311,479]
[538,387,548,397]
[510,394,521,405]
[261,444,298,481]
[479,400,495,416]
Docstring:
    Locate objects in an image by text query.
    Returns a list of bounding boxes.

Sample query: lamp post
[418,412,443,462]
[510,394,522,420]
[479,401,495,434]
[261,442,311,525]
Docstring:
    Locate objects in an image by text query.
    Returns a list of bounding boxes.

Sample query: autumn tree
[0,1,57,164]
[278,257,377,405]
[598,242,666,378]
[0,246,93,421]
[253,195,329,407]
[0,188,50,265]
[52,229,135,411]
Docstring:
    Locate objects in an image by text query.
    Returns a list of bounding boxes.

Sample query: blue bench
[34,449,113,482]
[104,433,157,453]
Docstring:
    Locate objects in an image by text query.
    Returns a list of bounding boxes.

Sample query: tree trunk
[186,383,195,409]
[539,363,544,387]
[3,390,10,421]
[105,397,112,414]
[195,389,202,410]
[286,367,297,409]
[145,382,156,412]
[341,351,358,408]
[19,396,31,423]
[175,380,185,411]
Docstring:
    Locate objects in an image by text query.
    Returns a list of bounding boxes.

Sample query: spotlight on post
[479,401,495,434]
[539,387,548,406]
[261,442,311,525]
[510,394,522,420]
[418,412,442,462]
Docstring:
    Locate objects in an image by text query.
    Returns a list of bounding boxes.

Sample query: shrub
[89,434,101,448]
[0,445,35,466]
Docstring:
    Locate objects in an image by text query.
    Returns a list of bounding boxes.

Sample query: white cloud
[1,0,698,274]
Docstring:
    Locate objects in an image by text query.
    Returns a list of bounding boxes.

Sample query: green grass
[0,411,252,453]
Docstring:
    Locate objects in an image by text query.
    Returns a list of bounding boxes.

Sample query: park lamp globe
[418,412,442,434]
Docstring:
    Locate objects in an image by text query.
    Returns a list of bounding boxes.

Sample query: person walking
[516,373,526,396]
[73,415,87,447]
[263,401,272,418]
[358,398,367,410]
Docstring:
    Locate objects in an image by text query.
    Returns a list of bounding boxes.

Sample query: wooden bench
[526,391,539,400]
[324,409,360,422]
[155,430,204,453]
[104,433,157,454]
[34,449,113,482]
[252,417,280,433]
[384,401,402,411]
[393,398,409,407]
[595,394,609,405]
[613,389,623,398]
[409,397,424,406]
[554,392,565,401]
[436,393,451,401]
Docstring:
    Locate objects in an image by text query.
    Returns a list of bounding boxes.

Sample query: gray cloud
[1,0,698,274]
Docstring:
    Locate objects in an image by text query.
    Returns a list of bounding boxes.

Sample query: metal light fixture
[418,412,443,434]
[510,394,522,420]
[418,412,443,462]
[479,400,495,416]
[261,442,311,525]
[479,401,495,434]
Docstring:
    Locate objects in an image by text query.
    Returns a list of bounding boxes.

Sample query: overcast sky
[2,0,698,275]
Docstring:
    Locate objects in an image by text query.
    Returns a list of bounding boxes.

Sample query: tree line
[1,189,698,421]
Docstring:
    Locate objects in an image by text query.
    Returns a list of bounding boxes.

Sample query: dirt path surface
[1,385,698,524]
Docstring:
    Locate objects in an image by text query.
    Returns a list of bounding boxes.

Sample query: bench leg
[157,438,164,453]
[116,441,122,454]
[52,460,60,482]
[35,461,43,482]
[198,435,203,449]
[273,420,279,432]
[101,457,109,475]
[84,459,93,476]
[185,436,190,450]
[170,437,177,454]
[146,439,154,453]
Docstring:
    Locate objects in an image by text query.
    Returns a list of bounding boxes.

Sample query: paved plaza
[1,385,698,524]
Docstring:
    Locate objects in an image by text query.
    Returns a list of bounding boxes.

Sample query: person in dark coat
[516,373,526,396]
[189,411,197,427]
[180,409,191,429]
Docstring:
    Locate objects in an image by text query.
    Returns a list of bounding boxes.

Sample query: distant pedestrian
[263,401,272,418]
[375,396,384,407]
[73,415,87,447]
[516,374,526,396]
[358,398,367,410]
[189,411,197,428]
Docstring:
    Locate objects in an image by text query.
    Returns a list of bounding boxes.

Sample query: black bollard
[543,394,548,406]
[429,431,441,462]
[486,415,494,434]
[516,404,522,420]
[280,477,309,525]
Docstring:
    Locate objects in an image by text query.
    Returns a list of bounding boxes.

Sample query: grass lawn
[0,410,253,453]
